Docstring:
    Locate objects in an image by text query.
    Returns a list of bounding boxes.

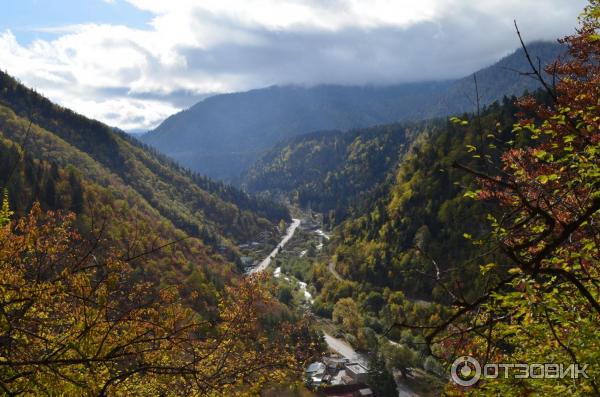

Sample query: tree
[0,189,12,226]
[42,176,56,208]
[405,3,600,395]
[332,298,363,335]
[68,169,84,213]
[423,355,444,377]
[382,342,416,379]
[0,204,318,395]
[367,348,398,397]
[279,219,287,235]
[278,284,294,306]
[362,291,385,314]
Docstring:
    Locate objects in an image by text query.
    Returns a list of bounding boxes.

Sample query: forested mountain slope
[243,123,422,224]
[0,70,288,269]
[142,42,563,181]
[314,98,526,308]
[0,73,319,396]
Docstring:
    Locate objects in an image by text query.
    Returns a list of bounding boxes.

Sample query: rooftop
[306,362,326,374]
[345,364,368,374]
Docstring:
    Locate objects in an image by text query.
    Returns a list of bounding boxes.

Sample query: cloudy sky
[0,0,587,131]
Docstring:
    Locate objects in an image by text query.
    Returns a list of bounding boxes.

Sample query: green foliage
[381,341,417,379]
[0,71,321,395]
[245,124,416,226]
[437,5,600,395]
[0,208,316,395]
[423,356,445,377]
[367,349,398,397]
[277,284,294,306]
[331,99,521,301]
[0,69,289,269]
[332,297,363,335]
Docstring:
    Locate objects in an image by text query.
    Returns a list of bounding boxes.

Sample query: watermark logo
[451,356,481,386]
[451,356,589,387]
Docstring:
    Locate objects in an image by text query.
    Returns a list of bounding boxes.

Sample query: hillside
[243,123,422,224]
[0,69,324,396]
[0,70,289,270]
[142,42,564,181]
[305,97,526,318]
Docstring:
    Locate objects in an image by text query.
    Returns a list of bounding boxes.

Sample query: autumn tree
[395,2,600,395]
[0,203,318,396]
[332,297,364,335]
[0,189,12,226]
[367,347,398,397]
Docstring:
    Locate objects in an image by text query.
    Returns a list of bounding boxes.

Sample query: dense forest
[1,1,599,395]
[0,70,289,255]
[298,99,522,331]
[244,124,419,224]
[328,98,527,301]
[266,7,600,394]
[243,91,540,393]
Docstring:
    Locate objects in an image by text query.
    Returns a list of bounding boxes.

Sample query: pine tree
[367,349,398,397]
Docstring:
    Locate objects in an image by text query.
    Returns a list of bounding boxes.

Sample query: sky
[0,0,588,132]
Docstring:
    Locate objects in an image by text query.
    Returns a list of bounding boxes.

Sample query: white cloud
[0,0,587,131]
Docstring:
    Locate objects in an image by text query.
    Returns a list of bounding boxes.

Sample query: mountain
[0,70,289,274]
[141,41,564,182]
[243,89,544,307]
[242,123,422,224]
[0,71,322,396]
[304,97,525,321]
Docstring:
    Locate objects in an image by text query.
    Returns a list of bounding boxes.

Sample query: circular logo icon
[451,356,481,387]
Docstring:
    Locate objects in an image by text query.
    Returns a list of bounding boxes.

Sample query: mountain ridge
[141,41,564,182]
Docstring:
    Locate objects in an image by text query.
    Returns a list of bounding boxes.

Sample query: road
[328,260,344,281]
[255,217,420,396]
[248,218,301,274]
[322,332,367,366]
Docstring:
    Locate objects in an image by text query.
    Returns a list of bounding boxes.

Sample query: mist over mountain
[141,41,564,182]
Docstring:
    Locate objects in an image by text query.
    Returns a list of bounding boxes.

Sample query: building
[345,363,369,384]
[305,361,327,386]
[323,356,349,371]
[321,384,374,397]
[304,356,371,391]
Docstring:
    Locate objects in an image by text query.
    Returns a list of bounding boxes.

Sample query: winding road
[251,217,420,396]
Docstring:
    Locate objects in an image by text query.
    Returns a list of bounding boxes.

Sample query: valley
[246,209,444,396]
[0,2,598,395]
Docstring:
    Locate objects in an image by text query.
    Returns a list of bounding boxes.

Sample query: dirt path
[322,332,367,366]
[327,260,344,281]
